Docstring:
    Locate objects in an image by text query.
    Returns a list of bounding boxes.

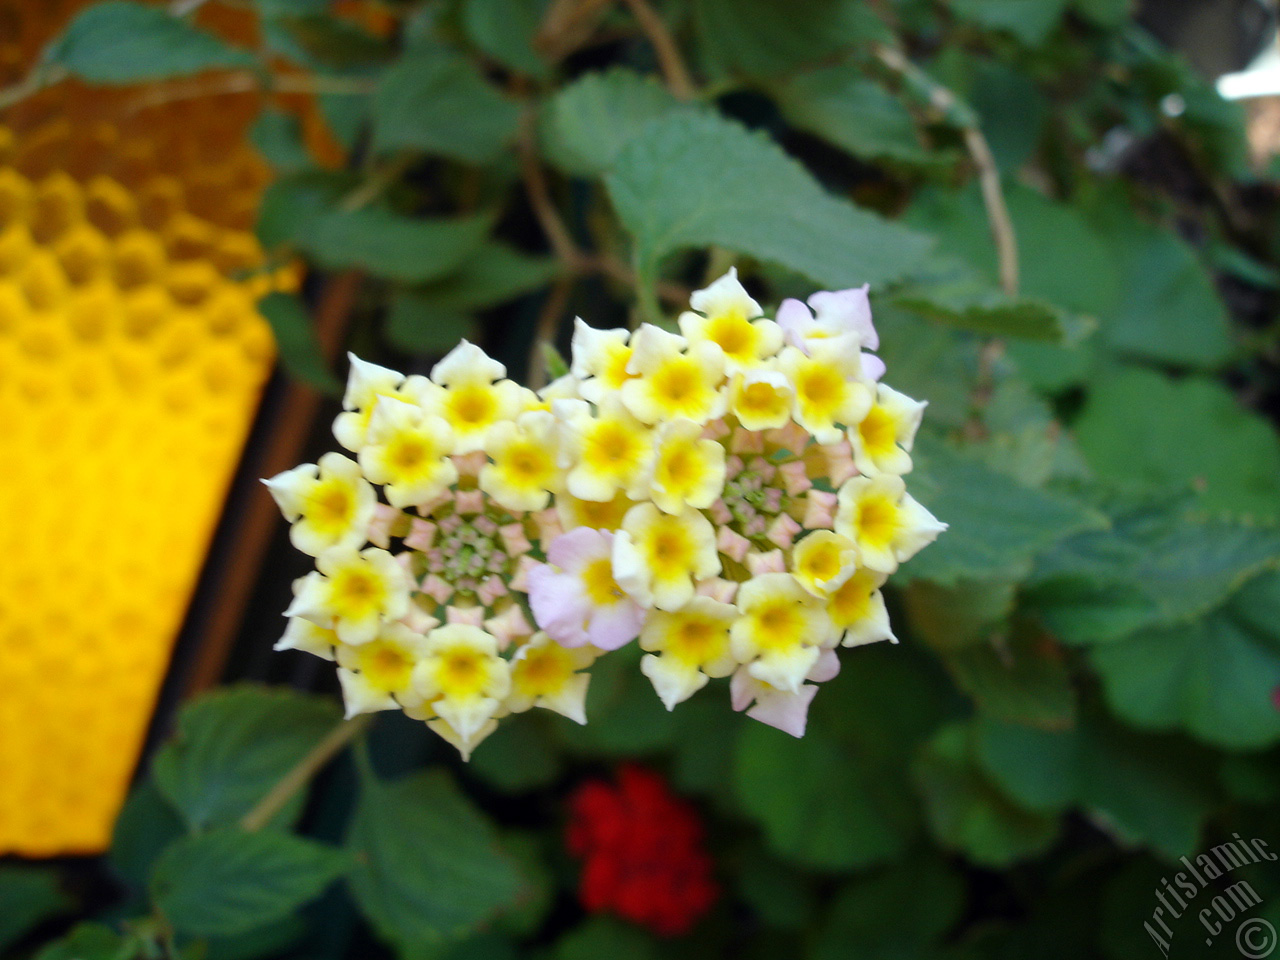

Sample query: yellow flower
[263,452,376,557]
[405,624,511,750]
[827,569,895,646]
[557,396,654,502]
[506,633,596,723]
[332,352,433,452]
[646,418,726,515]
[730,572,834,693]
[613,503,721,611]
[728,366,793,431]
[285,546,412,645]
[571,318,634,405]
[835,474,946,574]
[639,597,737,709]
[335,622,429,717]
[850,384,926,476]
[620,324,726,425]
[274,617,339,661]
[779,341,871,444]
[431,340,525,453]
[481,410,562,512]
[679,268,781,372]
[556,491,636,532]
[359,397,457,508]
[791,530,858,597]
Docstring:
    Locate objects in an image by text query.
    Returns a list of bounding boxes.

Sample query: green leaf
[258,292,343,394]
[900,438,1106,585]
[539,68,693,177]
[1220,750,1280,804]
[902,578,1017,650]
[1027,499,1280,643]
[346,770,524,948]
[373,43,521,163]
[605,112,933,291]
[1089,571,1280,750]
[45,1,255,83]
[462,0,551,78]
[812,856,965,959]
[975,712,1217,858]
[386,297,475,355]
[108,781,186,893]
[733,854,815,931]
[1073,368,1280,521]
[256,171,354,252]
[151,830,346,938]
[0,866,72,954]
[734,724,911,871]
[553,643,679,754]
[913,724,1060,867]
[251,109,315,174]
[891,282,1083,342]
[943,634,1077,730]
[948,0,1070,45]
[554,918,657,960]
[33,924,131,960]
[771,66,933,165]
[151,684,342,833]
[467,715,562,793]
[693,0,890,79]
[269,13,394,69]
[304,208,492,284]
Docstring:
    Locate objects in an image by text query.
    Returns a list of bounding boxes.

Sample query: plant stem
[240,713,373,832]
[619,0,696,99]
[0,65,68,113]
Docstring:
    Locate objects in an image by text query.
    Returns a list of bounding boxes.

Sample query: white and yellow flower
[730,647,841,738]
[835,474,946,573]
[556,491,635,532]
[285,546,411,645]
[621,324,726,425]
[431,340,525,452]
[263,452,376,557]
[679,268,781,372]
[405,624,511,749]
[646,418,726,515]
[506,633,596,723]
[728,366,793,431]
[556,396,653,503]
[480,409,562,512]
[613,503,721,611]
[850,384,926,476]
[335,621,429,717]
[527,528,644,649]
[779,340,872,445]
[730,572,834,693]
[274,617,339,661]
[827,569,895,646]
[333,352,435,452]
[639,597,737,710]
[359,397,458,508]
[571,318,634,405]
[791,530,859,597]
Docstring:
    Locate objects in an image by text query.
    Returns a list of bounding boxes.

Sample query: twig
[517,106,584,268]
[240,714,373,832]
[875,44,1019,296]
[528,276,575,390]
[535,0,616,61]
[619,0,696,99]
[0,64,68,113]
[122,71,375,114]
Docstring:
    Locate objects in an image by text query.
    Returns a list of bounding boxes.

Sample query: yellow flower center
[753,601,805,650]
[668,616,725,665]
[653,358,700,407]
[706,311,754,361]
[505,441,554,487]
[331,567,384,616]
[448,385,496,428]
[799,364,842,412]
[585,420,643,472]
[388,435,428,473]
[308,481,353,530]
[859,406,897,457]
[437,648,490,698]
[658,444,699,491]
[646,519,694,580]
[829,572,874,627]
[514,645,573,696]
[582,556,624,606]
[857,494,900,551]
[742,381,779,414]
[602,344,633,388]
[362,643,414,690]
[800,541,842,582]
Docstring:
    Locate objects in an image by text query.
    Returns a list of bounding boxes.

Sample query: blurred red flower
[566,764,718,936]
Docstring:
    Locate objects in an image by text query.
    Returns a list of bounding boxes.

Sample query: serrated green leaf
[467,715,561,793]
[1089,571,1280,750]
[151,830,346,938]
[0,866,72,954]
[943,635,1077,730]
[891,283,1081,342]
[975,712,1217,857]
[1027,500,1280,643]
[45,1,255,83]
[108,781,186,894]
[304,208,492,284]
[386,296,475,355]
[259,292,343,394]
[396,242,558,316]
[251,109,314,174]
[771,65,934,165]
[913,724,1060,867]
[900,438,1106,585]
[152,684,342,833]
[539,68,694,177]
[373,43,521,163]
[903,578,1017,650]
[462,0,551,78]
[949,0,1070,45]
[693,0,890,79]
[346,770,524,948]
[1074,368,1280,520]
[256,171,355,251]
[33,924,130,960]
[605,112,933,291]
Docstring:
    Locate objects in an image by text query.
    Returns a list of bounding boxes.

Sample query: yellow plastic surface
[0,1,285,855]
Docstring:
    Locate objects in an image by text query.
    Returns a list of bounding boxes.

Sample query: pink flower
[527,529,644,650]
[777,286,885,380]
[730,649,841,737]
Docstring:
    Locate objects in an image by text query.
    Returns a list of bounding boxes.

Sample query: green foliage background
[6,0,1280,958]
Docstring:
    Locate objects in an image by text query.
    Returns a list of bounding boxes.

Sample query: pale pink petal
[422,574,454,603]
[500,522,532,556]
[455,490,484,515]
[473,515,498,536]
[452,450,487,477]
[400,607,440,634]
[405,518,437,551]
[746,549,785,575]
[485,605,533,648]
[768,422,809,454]
[803,489,837,529]
[776,298,814,350]
[807,648,841,683]
[446,605,486,626]
[766,514,802,550]
[586,599,644,651]
[367,504,401,549]
[717,527,751,563]
[730,666,757,712]
[861,352,886,382]
[747,684,819,738]
[510,555,539,592]
[696,577,738,603]
[546,527,610,572]
[702,418,731,440]
[709,499,732,525]
[533,508,563,544]
[478,576,508,606]
[730,428,764,455]
[778,461,812,496]
[809,285,877,350]
[824,442,857,486]
[527,564,591,647]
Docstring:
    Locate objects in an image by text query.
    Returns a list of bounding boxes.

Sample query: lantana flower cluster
[266,269,945,759]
